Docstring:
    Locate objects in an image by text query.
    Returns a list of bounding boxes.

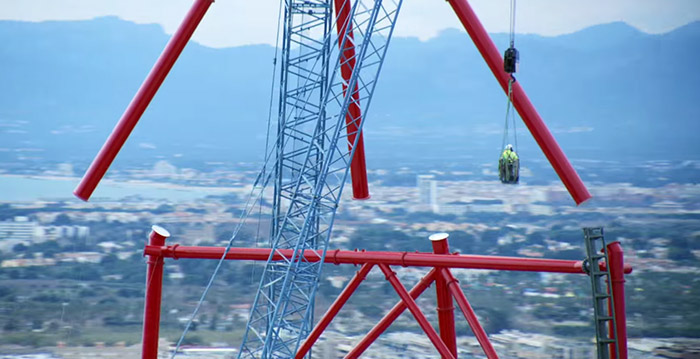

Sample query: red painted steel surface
[141,238,630,358]
[73,0,214,201]
[145,245,632,274]
[142,227,170,359]
[445,0,591,205]
[441,269,499,359]
[607,286,616,359]
[607,242,628,359]
[296,263,374,359]
[379,264,455,359]
[431,236,458,358]
[334,0,370,200]
[347,268,438,358]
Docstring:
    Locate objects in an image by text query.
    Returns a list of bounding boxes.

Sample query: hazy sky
[1,0,699,48]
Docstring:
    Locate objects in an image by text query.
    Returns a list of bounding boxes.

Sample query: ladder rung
[584,228,619,357]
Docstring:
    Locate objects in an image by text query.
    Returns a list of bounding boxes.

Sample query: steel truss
[142,232,631,359]
[238,1,403,358]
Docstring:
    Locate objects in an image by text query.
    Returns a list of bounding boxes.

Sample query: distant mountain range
[1,17,698,173]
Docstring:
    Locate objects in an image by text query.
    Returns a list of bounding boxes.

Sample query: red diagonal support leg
[379,264,455,359]
[334,0,370,200]
[74,0,214,201]
[445,0,591,205]
[441,269,499,359]
[296,263,373,359]
[347,268,438,358]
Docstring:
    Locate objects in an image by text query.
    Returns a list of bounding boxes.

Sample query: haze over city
[0,1,699,358]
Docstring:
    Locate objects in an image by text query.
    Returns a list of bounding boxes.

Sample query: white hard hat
[506,144,513,150]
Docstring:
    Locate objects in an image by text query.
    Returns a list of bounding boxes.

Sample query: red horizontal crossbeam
[141,235,630,359]
[144,245,632,274]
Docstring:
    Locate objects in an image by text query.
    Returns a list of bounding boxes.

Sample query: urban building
[0,216,41,252]
[416,174,438,213]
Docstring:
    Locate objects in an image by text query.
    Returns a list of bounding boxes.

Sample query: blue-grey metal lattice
[238,1,403,358]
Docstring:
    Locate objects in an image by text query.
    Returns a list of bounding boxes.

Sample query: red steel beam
[441,269,499,359]
[73,0,214,201]
[607,279,617,359]
[379,264,455,359]
[334,0,370,200]
[607,241,628,359]
[144,245,632,274]
[295,263,374,359]
[431,234,458,358]
[347,268,438,358]
[445,0,591,205]
[141,226,170,359]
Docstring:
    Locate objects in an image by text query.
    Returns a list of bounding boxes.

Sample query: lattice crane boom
[238,1,403,357]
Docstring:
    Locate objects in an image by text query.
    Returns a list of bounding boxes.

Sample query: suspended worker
[499,144,519,184]
[498,0,520,185]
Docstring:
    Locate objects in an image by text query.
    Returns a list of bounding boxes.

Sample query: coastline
[0,174,241,202]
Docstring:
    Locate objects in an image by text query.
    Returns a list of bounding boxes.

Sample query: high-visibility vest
[501,150,518,162]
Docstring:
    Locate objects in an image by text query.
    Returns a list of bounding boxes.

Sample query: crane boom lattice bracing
[238,1,403,357]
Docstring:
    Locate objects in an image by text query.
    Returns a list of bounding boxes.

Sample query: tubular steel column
[334,0,370,200]
[430,233,457,358]
[74,0,214,201]
[607,241,628,359]
[445,0,591,205]
[142,225,170,359]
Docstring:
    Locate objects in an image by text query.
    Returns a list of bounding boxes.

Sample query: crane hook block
[503,47,519,74]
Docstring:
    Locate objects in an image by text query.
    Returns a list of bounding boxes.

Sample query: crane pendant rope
[170,0,287,356]
[501,78,518,153]
[509,0,516,48]
[501,0,518,154]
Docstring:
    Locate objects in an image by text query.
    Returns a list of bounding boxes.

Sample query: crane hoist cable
[170,0,286,356]
[503,0,519,74]
[501,0,518,155]
[500,80,518,154]
[499,0,520,184]
[253,0,285,284]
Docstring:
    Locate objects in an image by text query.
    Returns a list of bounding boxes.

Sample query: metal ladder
[583,227,620,359]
